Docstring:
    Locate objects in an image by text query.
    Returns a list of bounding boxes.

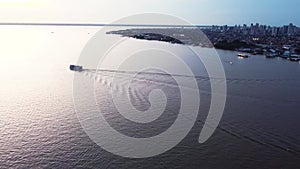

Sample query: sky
[0,0,299,26]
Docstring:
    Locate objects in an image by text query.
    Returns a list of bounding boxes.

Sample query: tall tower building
[287,23,295,36]
[271,27,278,36]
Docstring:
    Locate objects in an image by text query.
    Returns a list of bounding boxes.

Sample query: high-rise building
[282,25,289,35]
[250,23,255,35]
[271,27,278,36]
[287,23,295,36]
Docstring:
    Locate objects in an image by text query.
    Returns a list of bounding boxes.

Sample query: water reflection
[0,26,299,168]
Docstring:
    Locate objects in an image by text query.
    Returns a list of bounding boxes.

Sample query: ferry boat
[70,65,83,72]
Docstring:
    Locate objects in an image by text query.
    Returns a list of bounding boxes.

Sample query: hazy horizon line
[0,22,298,28]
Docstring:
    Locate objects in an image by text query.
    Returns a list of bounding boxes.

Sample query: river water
[0,26,299,169]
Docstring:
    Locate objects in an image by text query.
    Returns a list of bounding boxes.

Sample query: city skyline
[210,23,299,36]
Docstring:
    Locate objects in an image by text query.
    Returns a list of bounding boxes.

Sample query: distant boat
[282,51,291,59]
[70,65,83,72]
[237,53,249,58]
[289,55,300,62]
[265,53,278,58]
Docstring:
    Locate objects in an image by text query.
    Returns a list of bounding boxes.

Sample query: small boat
[237,53,249,58]
[265,53,278,58]
[289,55,300,62]
[70,65,83,72]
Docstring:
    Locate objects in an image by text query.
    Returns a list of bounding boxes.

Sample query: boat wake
[74,68,300,155]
